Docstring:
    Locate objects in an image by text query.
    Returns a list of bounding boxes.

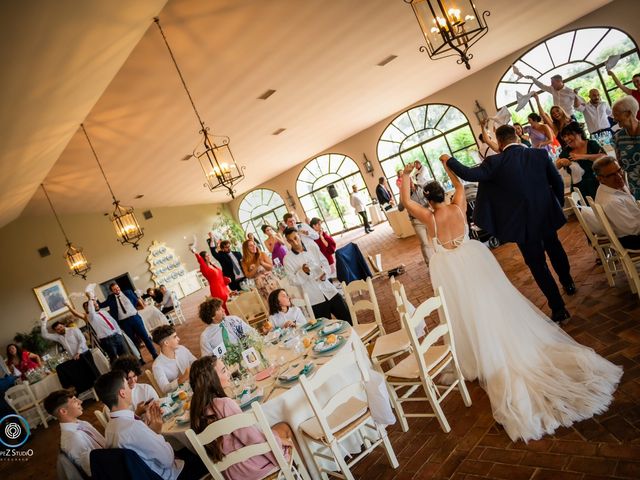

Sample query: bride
[399,159,622,442]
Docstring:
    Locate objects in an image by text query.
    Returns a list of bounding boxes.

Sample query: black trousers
[312,294,353,325]
[176,448,208,479]
[620,235,640,250]
[56,351,101,394]
[118,314,158,359]
[99,333,126,362]
[517,231,572,312]
[358,211,371,232]
[228,276,245,292]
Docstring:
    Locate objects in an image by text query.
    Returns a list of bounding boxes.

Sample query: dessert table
[161,321,393,477]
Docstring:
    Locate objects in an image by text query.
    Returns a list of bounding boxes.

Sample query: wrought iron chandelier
[41,184,91,279]
[405,0,490,70]
[154,17,245,198]
[81,124,145,249]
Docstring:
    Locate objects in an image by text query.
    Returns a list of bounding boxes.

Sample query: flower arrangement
[223,322,267,370]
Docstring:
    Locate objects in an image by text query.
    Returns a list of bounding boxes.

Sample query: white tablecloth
[29,373,63,402]
[367,205,384,225]
[139,305,169,333]
[386,208,416,238]
[162,327,392,477]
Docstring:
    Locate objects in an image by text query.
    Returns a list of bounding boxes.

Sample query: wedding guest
[593,156,640,249]
[157,285,175,314]
[576,89,613,136]
[241,238,280,300]
[310,217,337,277]
[111,355,159,417]
[212,240,245,291]
[44,389,105,477]
[151,325,196,394]
[479,120,500,158]
[66,292,127,362]
[395,168,404,189]
[246,232,263,251]
[283,228,352,323]
[608,69,640,119]
[612,95,640,199]
[191,237,231,313]
[95,370,207,480]
[350,185,373,234]
[40,314,88,359]
[398,178,434,265]
[526,73,581,115]
[266,289,307,330]
[534,93,572,148]
[525,112,555,150]
[261,224,288,267]
[189,355,296,480]
[99,283,158,359]
[5,344,41,378]
[375,177,395,210]
[513,123,531,147]
[283,213,319,249]
[198,297,255,355]
[557,122,606,199]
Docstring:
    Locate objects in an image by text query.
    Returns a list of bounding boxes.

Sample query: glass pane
[571,28,608,61]
[453,149,479,167]
[426,104,448,128]
[513,60,540,78]
[381,157,404,178]
[306,160,323,178]
[336,157,359,176]
[496,81,535,108]
[313,173,340,190]
[377,140,400,160]
[521,43,554,74]
[401,128,440,151]
[328,153,345,172]
[380,124,406,143]
[297,168,316,185]
[547,31,574,66]
[400,147,427,166]
[408,105,427,131]
[315,155,330,174]
[296,180,313,196]
[587,28,635,64]
[437,106,467,131]
[446,126,476,152]
[300,195,317,213]
[392,112,416,136]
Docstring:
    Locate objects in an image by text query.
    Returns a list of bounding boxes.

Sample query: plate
[277,363,315,383]
[255,366,276,381]
[313,336,346,354]
[303,318,325,331]
[239,395,263,411]
[319,320,347,337]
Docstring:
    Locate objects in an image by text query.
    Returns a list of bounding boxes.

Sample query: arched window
[495,27,639,124]
[238,189,287,242]
[296,154,372,235]
[377,104,478,199]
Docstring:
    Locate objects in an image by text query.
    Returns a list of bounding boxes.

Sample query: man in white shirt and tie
[593,156,640,250]
[151,325,196,394]
[95,370,206,480]
[526,74,581,116]
[198,297,256,356]
[283,228,352,323]
[576,89,613,136]
[44,389,105,477]
[349,185,373,234]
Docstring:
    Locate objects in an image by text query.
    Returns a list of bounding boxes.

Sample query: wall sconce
[363,154,375,177]
[286,190,297,209]
[474,100,488,125]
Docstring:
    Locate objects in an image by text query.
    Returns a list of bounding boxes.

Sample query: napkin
[515,91,534,112]
[488,106,512,127]
[605,54,620,71]
[512,64,524,79]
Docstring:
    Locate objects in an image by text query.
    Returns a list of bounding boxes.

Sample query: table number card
[212,343,227,358]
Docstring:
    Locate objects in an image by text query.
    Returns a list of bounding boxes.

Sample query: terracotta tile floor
[3,219,639,479]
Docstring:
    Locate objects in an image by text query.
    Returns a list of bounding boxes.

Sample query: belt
[100,333,121,340]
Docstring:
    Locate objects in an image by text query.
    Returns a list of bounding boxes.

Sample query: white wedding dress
[428,207,622,442]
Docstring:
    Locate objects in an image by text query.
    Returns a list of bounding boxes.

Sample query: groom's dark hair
[495,125,518,146]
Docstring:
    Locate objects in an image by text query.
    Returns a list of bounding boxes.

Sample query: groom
[443,125,574,324]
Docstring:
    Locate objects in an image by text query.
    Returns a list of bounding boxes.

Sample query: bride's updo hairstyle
[423,181,445,203]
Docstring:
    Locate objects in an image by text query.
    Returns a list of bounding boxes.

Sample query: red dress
[196,253,231,312]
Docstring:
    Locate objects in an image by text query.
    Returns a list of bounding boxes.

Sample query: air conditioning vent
[377,55,398,66]
[38,246,51,258]
[258,89,277,100]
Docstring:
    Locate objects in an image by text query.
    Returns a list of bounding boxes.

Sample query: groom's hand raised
[439,154,451,164]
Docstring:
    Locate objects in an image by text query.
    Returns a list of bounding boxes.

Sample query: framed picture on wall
[33,278,70,318]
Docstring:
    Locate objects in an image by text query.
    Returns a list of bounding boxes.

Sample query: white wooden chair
[185,401,310,480]
[341,277,385,346]
[568,191,622,287]
[227,289,269,328]
[383,286,471,433]
[144,369,163,396]
[94,405,110,429]
[589,198,640,298]
[298,343,398,480]
[166,292,186,325]
[4,381,48,429]
[291,292,315,321]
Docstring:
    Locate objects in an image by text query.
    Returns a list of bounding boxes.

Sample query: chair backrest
[299,343,369,444]
[4,382,37,412]
[401,287,459,379]
[588,199,634,258]
[291,292,315,321]
[185,402,293,480]
[144,370,162,397]
[390,277,423,336]
[232,289,268,319]
[572,187,586,206]
[170,291,180,307]
[90,448,163,480]
[94,405,110,429]
[341,277,383,330]
[568,193,603,241]
[57,450,89,480]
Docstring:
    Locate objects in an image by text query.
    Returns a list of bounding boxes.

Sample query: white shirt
[284,242,338,305]
[87,300,122,339]
[200,316,255,356]
[595,184,640,237]
[130,383,159,410]
[350,192,366,212]
[577,101,612,134]
[60,420,105,476]
[269,306,307,328]
[159,290,175,309]
[295,222,319,241]
[40,322,88,357]
[107,409,183,480]
[531,78,578,115]
[410,165,430,187]
[151,345,196,393]
[478,142,499,160]
[114,293,138,318]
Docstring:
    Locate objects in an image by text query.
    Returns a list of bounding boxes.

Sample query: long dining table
[161,321,393,477]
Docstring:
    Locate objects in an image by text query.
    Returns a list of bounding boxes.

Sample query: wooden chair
[227,289,269,328]
[94,405,110,429]
[568,191,622,287]
[144,369,163,396]
[4,381,48,429]
[298,343,398,480]
[166,292,186,325]
[589,198,640,298]
[291,292,315,321]
[382,286,471,433]
[185,401,310,480]
[341,277,386,346]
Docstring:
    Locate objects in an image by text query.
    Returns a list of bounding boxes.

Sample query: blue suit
[99,289,157,358]
[447,145,573,313]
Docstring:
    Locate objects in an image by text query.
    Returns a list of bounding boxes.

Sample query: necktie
[230,253,242,277]
[78,423,104,448]
[97,312,115,331]
[116,294,126,314]
[220,322,231,349]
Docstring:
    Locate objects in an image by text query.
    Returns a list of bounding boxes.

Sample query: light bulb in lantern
[448,8,462,23]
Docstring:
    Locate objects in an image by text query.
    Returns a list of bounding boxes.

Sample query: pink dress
[208,397,289,480]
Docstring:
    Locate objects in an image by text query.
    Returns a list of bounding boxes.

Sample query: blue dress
[614,128,640,199]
